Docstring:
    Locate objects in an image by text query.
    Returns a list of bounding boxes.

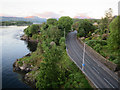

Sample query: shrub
[109,56,116,61]
[32,34,38,40]
[113,59,119,64]
[93,44,101,53]
[85,38,89,41]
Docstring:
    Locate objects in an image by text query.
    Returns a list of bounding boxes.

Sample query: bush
[93,44,101,53]
[32,34,38,40]
[113,59,119,64]
[85,38,89,41]
[47,18,57,25]
[107,16,120,52]
[24,24,40,37]
[100,51,107,57]
[109,56,116,61]
[78,19,96,37]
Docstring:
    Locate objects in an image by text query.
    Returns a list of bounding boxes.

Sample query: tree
[58,16,73,36]
[47,18,57,25]
[29,24,39,35]
[72,21,80,31]
[99,8,113,35]
[36,45,62,88]
[24,24,39,37]
[47,26,62,44]
[78,19,96,37]
[107,16,120,53]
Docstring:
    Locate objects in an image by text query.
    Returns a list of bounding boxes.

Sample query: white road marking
[104,78,114,88]
[86,60,90,64]
[92,67,99,74]
[102,67,119,82]
[83,45,119,82]
[66,48,99,88]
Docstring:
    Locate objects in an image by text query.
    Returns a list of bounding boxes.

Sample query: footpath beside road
[66,31,120,89]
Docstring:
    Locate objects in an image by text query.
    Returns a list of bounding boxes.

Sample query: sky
[0,0,119,19]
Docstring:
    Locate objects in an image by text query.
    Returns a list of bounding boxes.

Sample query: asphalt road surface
[66,31,120,89]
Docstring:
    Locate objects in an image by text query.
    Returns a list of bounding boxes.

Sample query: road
[66,31,120,89]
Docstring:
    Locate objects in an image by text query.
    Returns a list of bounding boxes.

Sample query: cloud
[0,13,8,16]
[74,13,91,19]
[59,10,65,13]
[0,13,15,17]
[35,12,61,19]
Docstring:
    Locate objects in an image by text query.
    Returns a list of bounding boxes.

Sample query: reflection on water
[1,26,36,89]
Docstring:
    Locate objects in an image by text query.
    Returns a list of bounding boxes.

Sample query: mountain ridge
[0,16,47,23]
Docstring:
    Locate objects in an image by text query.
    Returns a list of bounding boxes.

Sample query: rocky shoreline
[13,35,39,88]
[20,34,38,43]
[13,53,38,88]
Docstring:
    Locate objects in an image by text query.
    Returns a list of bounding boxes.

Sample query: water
[0,26,36,89]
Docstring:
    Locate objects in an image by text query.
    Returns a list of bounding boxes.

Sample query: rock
[24,72,36,88]
[13,61,21,72]
[50,41,55,46]
[25,53,31,57]
[92,33,95,36]
[13,53,38,88]
[13,58,32,73]
[20,34,38,43]
[32,67,38,71]
[20,35,29,41]
[20,64,27,70]
[81,37,85,40]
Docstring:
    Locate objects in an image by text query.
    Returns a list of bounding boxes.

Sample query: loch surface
[1,26,35,89]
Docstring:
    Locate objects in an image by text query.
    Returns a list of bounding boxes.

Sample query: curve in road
[66,31,120,89]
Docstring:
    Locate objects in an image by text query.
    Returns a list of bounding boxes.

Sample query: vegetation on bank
[0,21,33,26]
[75,8,120,67]
[17,16,92,89]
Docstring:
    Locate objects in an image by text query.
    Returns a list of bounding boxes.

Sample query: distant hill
[0,16,47,23]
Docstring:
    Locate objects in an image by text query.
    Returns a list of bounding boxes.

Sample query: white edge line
[66,47,99,88]
[104,78,114,88]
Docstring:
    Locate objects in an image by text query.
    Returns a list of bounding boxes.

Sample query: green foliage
[107,16,120,65]
[113,59,120,64]
[47,18,57,25]
[34,22,91,88]
[87,40,107,46]
[47,26,62,44]
[99,8,113,35]
[59,37,66,49]
[99,17,108,30]
[58,16,73,36]
[24,24,40,37]
[72,21,80,30]
[79,28,86,37]
[78,19,96,37]
[32,34,38,40]
[107,16,120,53]
[19,19,92,89]
[93,44,102,53]
[87,40,107,53]
[36,43,62,88]
[78,11,119,66]
[17,60,23,66]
